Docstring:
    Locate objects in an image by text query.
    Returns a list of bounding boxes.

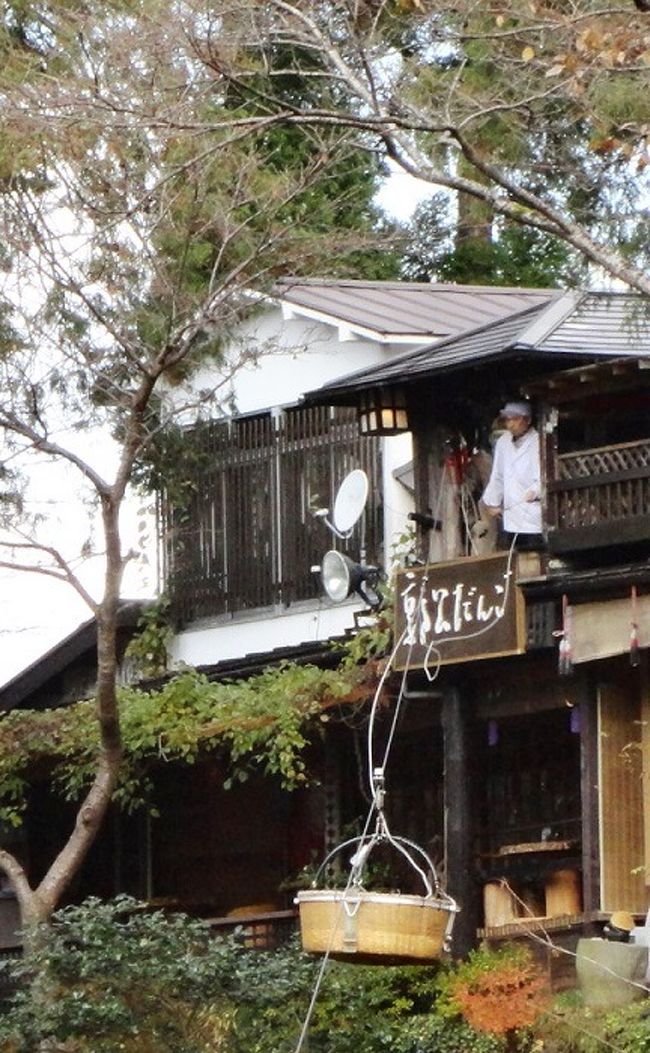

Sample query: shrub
[437,944,548,1039]
[0,898,555,1053]
[533,997,650,1053]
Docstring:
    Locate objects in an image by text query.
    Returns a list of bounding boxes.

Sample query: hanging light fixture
[358,386,409,436]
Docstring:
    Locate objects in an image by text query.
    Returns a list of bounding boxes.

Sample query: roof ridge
[274,277,556,294]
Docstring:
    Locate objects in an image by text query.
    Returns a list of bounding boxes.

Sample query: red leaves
[450,950,548,1036]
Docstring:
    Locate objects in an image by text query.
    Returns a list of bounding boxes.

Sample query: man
[481,400,543,549]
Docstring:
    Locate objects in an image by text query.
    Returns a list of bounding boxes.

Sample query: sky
[0,451,157,686]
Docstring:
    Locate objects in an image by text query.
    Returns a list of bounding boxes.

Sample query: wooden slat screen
[162,407,382,626]
[598,683,647,913]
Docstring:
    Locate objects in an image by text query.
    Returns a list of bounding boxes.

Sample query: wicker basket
[295,889,455,964]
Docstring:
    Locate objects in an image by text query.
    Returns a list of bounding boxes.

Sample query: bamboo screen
[598,683,647,913]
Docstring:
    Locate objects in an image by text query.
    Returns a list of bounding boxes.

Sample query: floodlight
[320,549,381,609]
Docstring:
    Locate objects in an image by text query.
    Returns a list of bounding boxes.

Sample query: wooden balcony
[546,437,650,552]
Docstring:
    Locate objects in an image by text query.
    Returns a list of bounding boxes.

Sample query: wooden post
[641,653,650,894]
[443,682,480,956]
[579,677,600,914]
[539,399,558,534]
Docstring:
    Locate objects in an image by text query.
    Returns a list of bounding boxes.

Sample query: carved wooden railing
[547,437,650,550]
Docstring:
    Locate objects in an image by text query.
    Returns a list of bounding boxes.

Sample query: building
[306,288,650,967]
[4,281,649,975]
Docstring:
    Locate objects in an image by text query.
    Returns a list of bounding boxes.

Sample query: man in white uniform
[481,400,543,549]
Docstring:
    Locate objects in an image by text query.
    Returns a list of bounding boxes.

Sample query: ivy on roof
[0,647,387,828]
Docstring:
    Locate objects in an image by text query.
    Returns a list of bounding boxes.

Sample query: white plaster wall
[169,303,420,668]
[169,599,362,669]
[179,307,406,417]
[381,432,415,563]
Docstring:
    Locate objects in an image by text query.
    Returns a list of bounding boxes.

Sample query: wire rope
[293,625,414,1053]
[295,509,524,1049]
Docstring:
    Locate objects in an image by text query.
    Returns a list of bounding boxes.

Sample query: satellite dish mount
[313,469,381,608]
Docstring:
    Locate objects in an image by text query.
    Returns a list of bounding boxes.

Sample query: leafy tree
[402,196,585,287]
[196,0,650,293]
[0,1,395,938]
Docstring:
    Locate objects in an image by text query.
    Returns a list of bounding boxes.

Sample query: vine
[0,658,377,826]
[124,596,173,679]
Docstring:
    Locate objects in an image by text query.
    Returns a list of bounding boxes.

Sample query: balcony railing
[546,437,650,551]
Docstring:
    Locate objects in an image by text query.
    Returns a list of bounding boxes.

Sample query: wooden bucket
[295,889,456,964]
[545,869,582,918]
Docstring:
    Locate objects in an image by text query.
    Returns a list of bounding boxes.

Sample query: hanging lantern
[358,387,409,436]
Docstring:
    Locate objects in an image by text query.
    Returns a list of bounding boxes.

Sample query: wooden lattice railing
[557,438,650,481]
[547,437,650,547]
[162,406,382,626]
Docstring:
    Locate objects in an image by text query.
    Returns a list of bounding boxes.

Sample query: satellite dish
[332,469,369,536]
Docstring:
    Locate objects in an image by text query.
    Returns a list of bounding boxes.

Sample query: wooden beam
[579,679,600,914]
[549,515,650,553]
[443,682,480,956]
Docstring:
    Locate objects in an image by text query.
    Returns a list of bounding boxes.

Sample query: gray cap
[499,400,532,419]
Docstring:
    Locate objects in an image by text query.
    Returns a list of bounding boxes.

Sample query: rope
[293,627,413,1053]
[502,876,650,997]
[295,519,517,1048]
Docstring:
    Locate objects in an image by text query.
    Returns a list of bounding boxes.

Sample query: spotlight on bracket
[320,550,381,609]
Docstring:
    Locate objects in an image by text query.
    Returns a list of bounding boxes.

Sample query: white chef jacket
[481,426,542,534]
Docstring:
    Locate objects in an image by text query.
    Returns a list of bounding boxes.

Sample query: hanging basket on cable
[295,826,458,965]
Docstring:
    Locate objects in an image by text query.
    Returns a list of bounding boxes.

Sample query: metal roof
[305,291,650,401]
[537,292,650,354]
[273,277,555,339]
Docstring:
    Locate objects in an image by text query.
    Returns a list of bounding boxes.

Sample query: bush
[533,996,650,1053]
[0,897,563,1053]
[437,944,548,1038]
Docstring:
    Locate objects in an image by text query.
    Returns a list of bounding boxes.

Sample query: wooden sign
[394,552,526,672]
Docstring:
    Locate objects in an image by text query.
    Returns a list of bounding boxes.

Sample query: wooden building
[4,284,650,973]
[305,289,650,961]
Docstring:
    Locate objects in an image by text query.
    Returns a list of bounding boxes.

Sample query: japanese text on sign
[394,553,525,672]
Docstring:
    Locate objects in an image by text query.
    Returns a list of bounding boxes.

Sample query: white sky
[0,452,157,686]
[375,164,435,220]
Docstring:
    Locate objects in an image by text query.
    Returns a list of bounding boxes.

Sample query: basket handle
[312,831,449,902]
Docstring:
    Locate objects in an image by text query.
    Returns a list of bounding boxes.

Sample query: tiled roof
[304,291,650,400]
[273,277,556,339]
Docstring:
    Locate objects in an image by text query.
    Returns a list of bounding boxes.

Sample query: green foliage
[0,896,242,1052]
[0,896,509,1053]
[534,996,650,1053]
[15,897,643,1053]
[402,197,585,287]
[335,609,393,670]
[124,596,173,679]
[0,662,365,824]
